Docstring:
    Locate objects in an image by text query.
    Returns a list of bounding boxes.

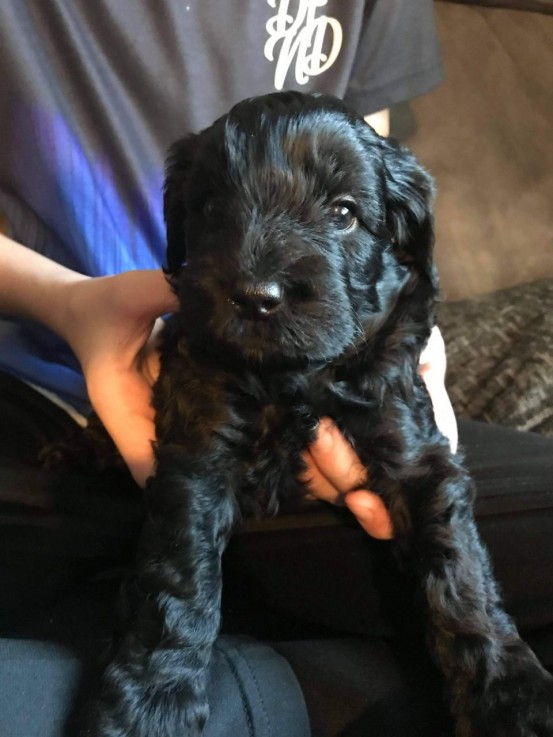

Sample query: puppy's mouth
[210,305,342,369]
[179,277,358,370]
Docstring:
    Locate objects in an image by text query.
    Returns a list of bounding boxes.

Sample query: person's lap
[1,373,552,736]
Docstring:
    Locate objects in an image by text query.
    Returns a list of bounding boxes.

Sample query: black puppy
[81,92,553,736]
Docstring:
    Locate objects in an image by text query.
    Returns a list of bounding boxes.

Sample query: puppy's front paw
[460,659,553,737]
[77,675,209,737]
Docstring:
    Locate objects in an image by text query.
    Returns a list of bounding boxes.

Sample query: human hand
[0,240,170,485]
[418,325,458,453]
[300,418,394,539]
[302,327,457,539]
[61,270,178,487]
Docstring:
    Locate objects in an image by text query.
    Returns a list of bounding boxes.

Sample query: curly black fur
[78,92,553,736]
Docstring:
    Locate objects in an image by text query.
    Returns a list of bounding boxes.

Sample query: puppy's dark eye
[328,202,357,230]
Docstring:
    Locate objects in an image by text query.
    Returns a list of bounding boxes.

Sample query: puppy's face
[164,93,435,368]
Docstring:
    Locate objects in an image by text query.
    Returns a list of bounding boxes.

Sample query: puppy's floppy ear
[380,138,436,281]
[163,134,198,285]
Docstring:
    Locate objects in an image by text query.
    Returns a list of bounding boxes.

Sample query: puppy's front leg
[397,459,553,736]
[79,457,237,737]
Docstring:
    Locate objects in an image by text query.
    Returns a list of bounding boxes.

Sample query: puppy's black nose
[229,281,283,319]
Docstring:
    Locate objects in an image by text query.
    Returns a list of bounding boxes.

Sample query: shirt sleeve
[344,0,444,116]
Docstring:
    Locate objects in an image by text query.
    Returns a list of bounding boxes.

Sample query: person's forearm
[0,234,88,339]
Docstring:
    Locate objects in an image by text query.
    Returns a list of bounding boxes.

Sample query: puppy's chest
[156,351,392,509]
[226,376,318,462]
[216,374,337,513]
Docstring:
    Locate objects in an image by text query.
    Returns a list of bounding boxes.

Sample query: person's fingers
[344,490,394,540]
[136,317,165,387]
[66,271,177,370]
[299,450,345,504]
[86,364,156,487]
[419,327,458,453]
[301,452,395,539]
[424,381,458,453]
[111,270,179,324]
[418,325,446,378]
[304,417,368,493]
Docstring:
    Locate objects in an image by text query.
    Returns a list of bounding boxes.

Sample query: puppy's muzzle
[228,280,284,320]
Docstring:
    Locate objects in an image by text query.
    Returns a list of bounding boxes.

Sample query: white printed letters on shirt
[264,0,343,90]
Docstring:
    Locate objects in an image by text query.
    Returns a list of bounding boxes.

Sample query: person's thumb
[344,490,394,540]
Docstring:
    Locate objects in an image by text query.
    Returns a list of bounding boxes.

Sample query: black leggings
[1,372,552,736]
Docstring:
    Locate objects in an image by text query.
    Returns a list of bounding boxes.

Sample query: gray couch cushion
[439,279,553,436]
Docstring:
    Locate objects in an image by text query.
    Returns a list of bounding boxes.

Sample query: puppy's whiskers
[350,306,367,352]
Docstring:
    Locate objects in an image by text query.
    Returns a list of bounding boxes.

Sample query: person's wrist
[52,273,92,353]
